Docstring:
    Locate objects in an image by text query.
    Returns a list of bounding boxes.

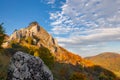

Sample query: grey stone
[7,51,53,80]
[3,23,59,53]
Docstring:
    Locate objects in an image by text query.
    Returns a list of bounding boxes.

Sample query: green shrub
[69,72,87,80]
[37,47,55,69]
[99,72,108,80]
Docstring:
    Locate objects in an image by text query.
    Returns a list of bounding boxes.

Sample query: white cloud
[49,0,120,56]
[40,0,55,4]
[47,0,55,4]
[50,0,120,33]
[57,27,120,45]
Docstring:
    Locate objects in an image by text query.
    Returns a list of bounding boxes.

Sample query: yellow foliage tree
[34,51,39,57]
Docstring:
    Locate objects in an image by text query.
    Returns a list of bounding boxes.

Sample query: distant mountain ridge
[86,52,120,77]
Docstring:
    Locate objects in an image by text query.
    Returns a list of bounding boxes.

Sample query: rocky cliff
[7,51,53,80]
[3,22,93,66]
[7,22,58,54]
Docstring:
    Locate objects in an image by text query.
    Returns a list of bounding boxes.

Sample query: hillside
[0,22,119,80]
[86,52,120,77]
[3,22,92,66]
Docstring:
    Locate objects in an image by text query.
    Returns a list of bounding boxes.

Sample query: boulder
[7,51,53,80]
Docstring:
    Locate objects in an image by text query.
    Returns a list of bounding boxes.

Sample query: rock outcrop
[7,51,53,80]
[6,22,58,53]
[3,22,92,66]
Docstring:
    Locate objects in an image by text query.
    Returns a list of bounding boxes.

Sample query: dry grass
[0,52,11,80]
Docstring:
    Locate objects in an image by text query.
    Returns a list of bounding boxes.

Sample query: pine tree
[0,23,5,48]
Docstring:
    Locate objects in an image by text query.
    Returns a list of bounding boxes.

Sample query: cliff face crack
[7,51,53,80]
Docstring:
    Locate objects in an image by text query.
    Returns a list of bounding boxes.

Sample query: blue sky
[0,0,120,57]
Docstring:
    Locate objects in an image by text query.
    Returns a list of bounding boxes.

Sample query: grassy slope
[0,50,11,80]
[86,52,120,78]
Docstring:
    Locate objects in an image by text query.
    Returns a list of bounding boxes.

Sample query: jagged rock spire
[4,22,58,53]
[29,21,39,26]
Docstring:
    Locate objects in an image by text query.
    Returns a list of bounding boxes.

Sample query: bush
[25,37,33,45]
[69,72,87,80]
[99,72,108,80]
[35,47,55,69]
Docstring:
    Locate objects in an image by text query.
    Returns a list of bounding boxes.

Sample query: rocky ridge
[7,22,58,53]
[3,22,93,66]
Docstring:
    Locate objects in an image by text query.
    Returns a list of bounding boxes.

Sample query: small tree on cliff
[0,23,5,48]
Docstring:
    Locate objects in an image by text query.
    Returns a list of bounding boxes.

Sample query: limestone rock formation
[7,51,53,80]
[6,22,58,53]
[3,22,92,66]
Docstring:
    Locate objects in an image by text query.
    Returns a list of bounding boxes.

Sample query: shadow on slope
[52,61,119,80]
[0,43,119,80]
